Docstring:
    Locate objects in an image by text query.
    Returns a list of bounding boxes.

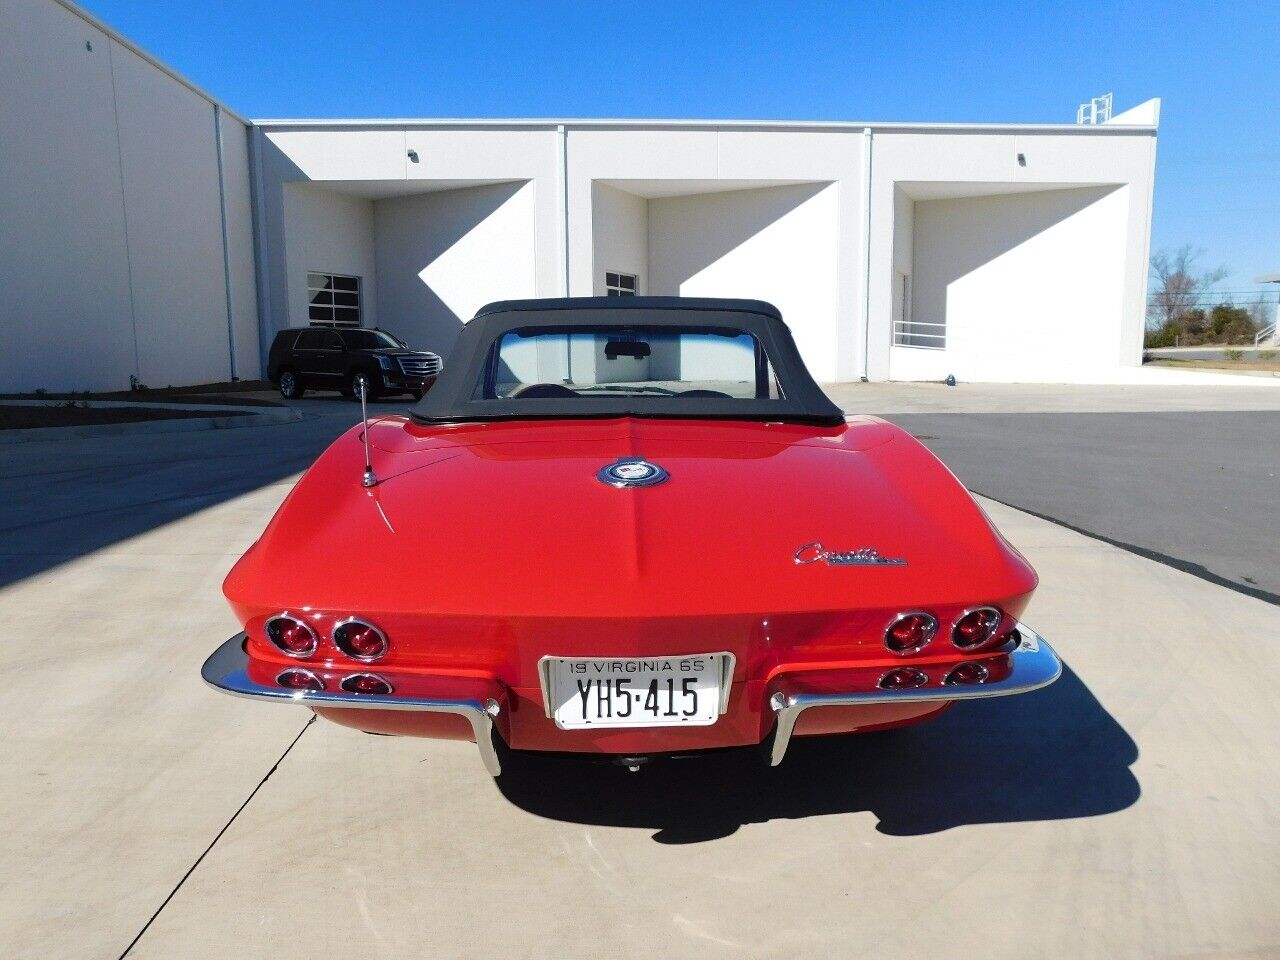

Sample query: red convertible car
[203,297,1060,776]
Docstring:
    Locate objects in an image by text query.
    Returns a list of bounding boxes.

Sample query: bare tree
[1147,246,1228,330]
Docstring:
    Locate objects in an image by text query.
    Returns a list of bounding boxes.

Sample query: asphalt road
[883,410,1280,603]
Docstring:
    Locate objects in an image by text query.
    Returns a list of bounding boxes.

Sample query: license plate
[541,653,735,729]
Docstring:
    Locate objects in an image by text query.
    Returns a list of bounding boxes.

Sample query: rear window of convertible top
[473,326,786,401]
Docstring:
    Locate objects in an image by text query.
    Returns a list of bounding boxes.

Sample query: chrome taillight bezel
[264,613,319,659]
[332,616,389,662]
[275,667,324,691]
[943,662,990,686]
[878,666,929,690]
[951,606,1004,650]
[339,673,394,695]
[883,610,939,656]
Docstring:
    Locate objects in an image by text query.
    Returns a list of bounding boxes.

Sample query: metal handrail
[1255,323,1277,347]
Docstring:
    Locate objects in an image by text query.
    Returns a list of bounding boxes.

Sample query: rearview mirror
[604,340,651,360]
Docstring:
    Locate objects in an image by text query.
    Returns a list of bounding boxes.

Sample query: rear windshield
[475,326,784,401]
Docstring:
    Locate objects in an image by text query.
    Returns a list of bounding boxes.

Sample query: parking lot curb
[0,401,302,445]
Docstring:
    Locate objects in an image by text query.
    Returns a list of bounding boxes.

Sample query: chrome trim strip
[537,656,555,718]
[396,354,443,376]
[718,652,737,714]
[202,634,503,776]
[768,621,1061,767]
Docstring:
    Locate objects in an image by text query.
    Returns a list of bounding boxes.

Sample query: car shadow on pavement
[495,663,1139,843]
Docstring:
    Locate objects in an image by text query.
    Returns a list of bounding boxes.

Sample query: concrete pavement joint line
[0,440,315,482]
[115,715,317,960]
[974,490,1280,607]
[0,484,274,536]
[0,406,302,446]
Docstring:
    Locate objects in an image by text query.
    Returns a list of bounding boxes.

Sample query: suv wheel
[278,368,304,399]
[348,370,378,401]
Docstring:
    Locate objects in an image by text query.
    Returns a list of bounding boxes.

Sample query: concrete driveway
[2,385,1279,959]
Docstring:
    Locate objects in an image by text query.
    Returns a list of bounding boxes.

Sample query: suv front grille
[397,354,443,377]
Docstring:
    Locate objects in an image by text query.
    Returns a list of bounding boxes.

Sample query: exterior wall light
[407,149,419,163]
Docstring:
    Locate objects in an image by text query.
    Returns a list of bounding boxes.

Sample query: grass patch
[1145,356,1280,374]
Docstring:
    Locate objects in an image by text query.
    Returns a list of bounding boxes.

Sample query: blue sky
[84,0,1279,297]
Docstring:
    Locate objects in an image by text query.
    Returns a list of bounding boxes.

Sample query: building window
[605,272,638,297]
[308,272,361,325]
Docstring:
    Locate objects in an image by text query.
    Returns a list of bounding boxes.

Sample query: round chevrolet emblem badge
[597,458,668,488]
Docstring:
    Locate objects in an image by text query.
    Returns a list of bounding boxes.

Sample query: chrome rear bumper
[201,634,504,775]
[205,623,1060,777]
[767,622,1062,766]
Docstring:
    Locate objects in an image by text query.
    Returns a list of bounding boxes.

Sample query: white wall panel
[867,128,1156,381]
[264,130,407,182]
[373,182,537,356]
[564,128,865,379]
[0,0,135,391]
[281,186,377,329]
[260,121,1156,386]
[892,185,1128,382]
[112,41,230,386]
[649,183,841,381]
[0,0,253,391]
[218,116,261,379]
[590,183,648,295]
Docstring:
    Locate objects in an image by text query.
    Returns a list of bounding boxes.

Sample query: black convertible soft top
[409,297,845,426]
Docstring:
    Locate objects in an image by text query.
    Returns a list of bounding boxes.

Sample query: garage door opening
[888,182,1126,382]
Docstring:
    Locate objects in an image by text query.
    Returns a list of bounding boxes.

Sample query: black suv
[266,327,443,401]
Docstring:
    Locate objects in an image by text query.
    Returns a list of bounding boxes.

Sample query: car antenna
[359,381,377,488]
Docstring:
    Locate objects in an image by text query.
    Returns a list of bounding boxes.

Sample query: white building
[2,0,1161,392]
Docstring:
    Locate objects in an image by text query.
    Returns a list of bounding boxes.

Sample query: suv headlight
[376,355,392,370]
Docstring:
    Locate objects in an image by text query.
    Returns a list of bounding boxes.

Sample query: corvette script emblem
[794,542,907,566]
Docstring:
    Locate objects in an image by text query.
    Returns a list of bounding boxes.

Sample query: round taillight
[884,611,938,655]
[340,673,393,695]
[878,667,928,690]
[333,618,388,662]
[276,668,323,692]
[943,662,990,686]
[952,607,1003,650]
[265,614,318,658]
